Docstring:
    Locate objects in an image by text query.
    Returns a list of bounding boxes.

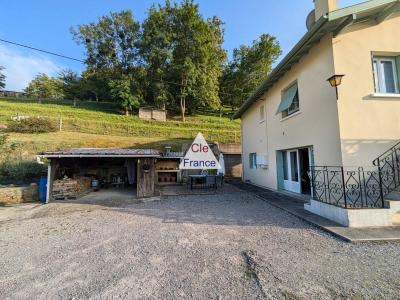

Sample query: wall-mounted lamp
[327,74,345,100]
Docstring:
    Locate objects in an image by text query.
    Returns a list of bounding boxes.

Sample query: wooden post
[46,159,59,203]
[137,158,155,198]
[59,117,63,131]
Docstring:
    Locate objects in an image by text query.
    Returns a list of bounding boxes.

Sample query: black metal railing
[310,166,384,208]
[372,141,400,197]
[310,140,400,209]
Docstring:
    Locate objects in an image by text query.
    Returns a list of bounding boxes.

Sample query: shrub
[8,117,57,133]
[0,160,47,184]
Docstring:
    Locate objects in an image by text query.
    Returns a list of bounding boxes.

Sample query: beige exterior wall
[333,15,400,166]
[241,35,343,189]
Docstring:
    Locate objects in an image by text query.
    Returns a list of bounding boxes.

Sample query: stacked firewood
[52,177,91,200]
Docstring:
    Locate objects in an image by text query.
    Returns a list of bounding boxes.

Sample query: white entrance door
[282,150,301,193]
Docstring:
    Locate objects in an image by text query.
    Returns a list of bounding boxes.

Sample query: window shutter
[396,56,400,92]
[276,83,298,114]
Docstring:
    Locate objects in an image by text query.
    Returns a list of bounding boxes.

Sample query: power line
[0,38,85,63]
[0,38,245,97]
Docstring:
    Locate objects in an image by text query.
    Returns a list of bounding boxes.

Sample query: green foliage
[8,117,58,133]
[161,1,226,119]
[21,3,281,116]
[220,34,281,109]
[71,10,141,72]
[0,66,6,90]
[24,73,64,99]
[108,75,142,114]
[0,160,47,184]
[0,133,10,162]
[58,69,82,100]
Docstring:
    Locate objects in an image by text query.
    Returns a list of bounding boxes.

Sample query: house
[234,0,400,227]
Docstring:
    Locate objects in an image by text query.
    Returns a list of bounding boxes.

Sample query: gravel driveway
[0,185,399,299]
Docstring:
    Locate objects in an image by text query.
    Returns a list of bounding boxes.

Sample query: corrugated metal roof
[233,0,399,119]
[40,148,162,158]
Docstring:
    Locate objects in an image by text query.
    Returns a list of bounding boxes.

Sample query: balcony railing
[309,166,384,209]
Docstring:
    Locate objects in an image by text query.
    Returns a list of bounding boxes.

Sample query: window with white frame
[259,104,265,122]
[373,56,399,94]
[249,153,257,169]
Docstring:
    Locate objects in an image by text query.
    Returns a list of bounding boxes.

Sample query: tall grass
[0,98,241,143]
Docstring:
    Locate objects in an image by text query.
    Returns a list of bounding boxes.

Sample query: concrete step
[385,190,400,202]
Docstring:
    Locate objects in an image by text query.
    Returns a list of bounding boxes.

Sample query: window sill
[371,93,400,98]
[280,110,301,122]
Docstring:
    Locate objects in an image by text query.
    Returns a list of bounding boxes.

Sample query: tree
[71,10,141,73]
[58,69,82,101]
[220,34,281,109]
[0,66,6,90]
[140,2,174,110]
[169,0,226,121]
[24,73,64,100]
[108,75,142,115]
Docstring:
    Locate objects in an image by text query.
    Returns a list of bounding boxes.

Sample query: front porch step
[384,190,400,202]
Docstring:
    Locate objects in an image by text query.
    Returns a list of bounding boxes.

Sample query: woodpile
[52,177,91,200]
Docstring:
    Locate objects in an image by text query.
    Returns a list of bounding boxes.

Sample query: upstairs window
[276,82,300,119]
[373,56,400,94]
[249,153,257,169]
[282,91,299,118]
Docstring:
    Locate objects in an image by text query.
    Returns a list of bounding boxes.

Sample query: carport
[39,148,162,202]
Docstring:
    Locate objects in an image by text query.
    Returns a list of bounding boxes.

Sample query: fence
[310,166,385,209]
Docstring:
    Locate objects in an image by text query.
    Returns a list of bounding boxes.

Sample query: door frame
[277,146,313,194]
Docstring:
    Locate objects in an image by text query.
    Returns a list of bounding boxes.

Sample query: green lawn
[0,98,241,143]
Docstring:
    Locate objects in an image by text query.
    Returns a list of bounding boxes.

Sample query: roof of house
[233,0,400,119]
[40,148,163,158]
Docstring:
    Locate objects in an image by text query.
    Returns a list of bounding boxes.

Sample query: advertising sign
[179,133,221,170]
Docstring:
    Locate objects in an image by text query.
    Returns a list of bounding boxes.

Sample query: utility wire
[0,38,245,97]
[0,38,85,63]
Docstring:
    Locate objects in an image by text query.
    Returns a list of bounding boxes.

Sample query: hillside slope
[0,98,241,159]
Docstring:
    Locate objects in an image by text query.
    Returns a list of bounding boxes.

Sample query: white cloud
[0,45,62,91]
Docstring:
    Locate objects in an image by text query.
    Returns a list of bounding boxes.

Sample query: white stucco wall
[333,14,400,166]
[241,35,343,190]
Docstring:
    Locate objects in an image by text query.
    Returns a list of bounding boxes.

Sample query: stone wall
[0,184,38,205]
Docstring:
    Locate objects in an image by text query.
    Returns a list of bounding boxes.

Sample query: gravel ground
[0,185,399,300]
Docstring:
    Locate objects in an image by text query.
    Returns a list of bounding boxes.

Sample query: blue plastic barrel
[39,176,47,203]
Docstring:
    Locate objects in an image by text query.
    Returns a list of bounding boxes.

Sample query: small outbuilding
[39,148,163,202]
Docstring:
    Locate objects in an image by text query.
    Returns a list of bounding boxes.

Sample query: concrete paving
[234,182,400,243]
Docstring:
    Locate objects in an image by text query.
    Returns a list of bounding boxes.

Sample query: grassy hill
[0,98,240,160]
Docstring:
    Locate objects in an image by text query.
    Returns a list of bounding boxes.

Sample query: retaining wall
[0,184,38,205]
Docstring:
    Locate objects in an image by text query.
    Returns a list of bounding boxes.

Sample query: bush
[8,117,57,133]
[0,160,47,184]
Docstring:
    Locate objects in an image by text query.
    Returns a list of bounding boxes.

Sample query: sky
[0,0,363,91]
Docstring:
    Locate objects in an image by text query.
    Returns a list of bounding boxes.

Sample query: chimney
[314,0,338,20]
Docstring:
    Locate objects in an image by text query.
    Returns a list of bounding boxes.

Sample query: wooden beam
[375,1,400,23]
[46,159,59,203]
[333,14,356,37]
